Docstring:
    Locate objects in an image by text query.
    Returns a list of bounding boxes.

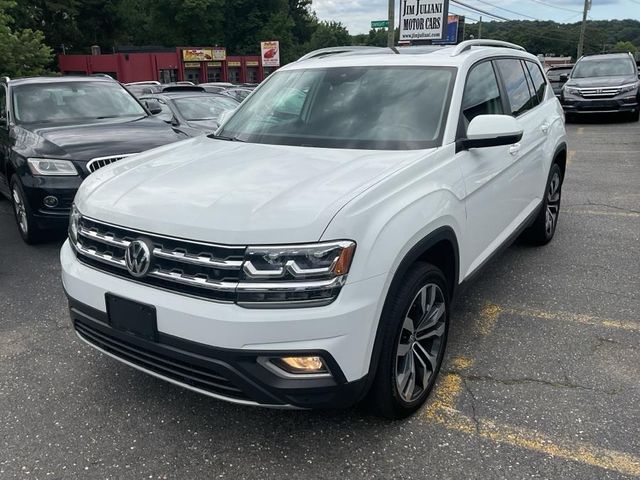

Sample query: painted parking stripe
[425,357,640,477]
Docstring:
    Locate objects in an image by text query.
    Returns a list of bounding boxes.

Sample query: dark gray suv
[561,53,639,121]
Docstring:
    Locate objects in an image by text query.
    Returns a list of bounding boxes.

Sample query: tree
[305,20,351,51]
[610,41,637,54]
[0,0,53,76]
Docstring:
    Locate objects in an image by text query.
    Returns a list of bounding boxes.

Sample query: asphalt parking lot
[1,117,639,479]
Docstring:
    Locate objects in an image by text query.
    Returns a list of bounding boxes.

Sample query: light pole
[577,0,591,59]
[388,0,395,48]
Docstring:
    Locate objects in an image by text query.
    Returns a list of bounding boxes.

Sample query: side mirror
[457,115,523,152]
[145,100,163,115]
[559,74,569,82]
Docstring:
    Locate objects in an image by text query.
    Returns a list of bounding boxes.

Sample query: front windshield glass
[216,66,456,150]
[172,96,238,121]
[572,58,636,78]
[12,81,146,124]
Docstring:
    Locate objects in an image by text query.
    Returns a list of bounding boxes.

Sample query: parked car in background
[0,76,186,243]
[546,64,574,97]
[221,87,253,102]
[124,81,162,96]
[561,53,639,121]
[62,40,567,418]
[139,91,239,135]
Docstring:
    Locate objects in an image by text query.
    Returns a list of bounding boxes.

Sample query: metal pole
[478,16,482,39]
[388,0,395,48]
[577,0,590,59]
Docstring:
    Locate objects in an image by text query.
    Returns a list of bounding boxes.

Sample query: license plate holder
[106,293,158,341]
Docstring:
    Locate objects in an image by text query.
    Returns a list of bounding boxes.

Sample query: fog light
[43,196,58,208]
[273,356,328,374]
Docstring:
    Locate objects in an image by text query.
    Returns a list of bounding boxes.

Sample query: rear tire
[365,262,450,419]
[10,175,45,244]
[521,163,563,246]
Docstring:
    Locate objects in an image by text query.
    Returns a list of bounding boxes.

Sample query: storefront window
[246,67,258,83]
[228,68,241,83]
[207,68,222,82]
[185,68,201,84]
[159,69,177,84]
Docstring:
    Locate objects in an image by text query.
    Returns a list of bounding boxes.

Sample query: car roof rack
[1,76,9,84]
[297,46,394,62]
[451,39,525,56]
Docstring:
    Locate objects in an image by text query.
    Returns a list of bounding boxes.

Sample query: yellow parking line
[577,127,584,135]
[565,209,640,218]
[567,149,576,166]
[426,358,640,476]
[474,303,502,336]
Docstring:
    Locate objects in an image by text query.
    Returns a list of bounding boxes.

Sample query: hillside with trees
[2,0,639,77]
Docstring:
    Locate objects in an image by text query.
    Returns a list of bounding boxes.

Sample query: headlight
[564,86,580,96]
[620,82,639,94]
[238,241,356,307]
[68,204,81,245]
[27,158,78,176]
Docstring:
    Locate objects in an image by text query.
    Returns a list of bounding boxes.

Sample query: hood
[566,75,638,88]
[185,119,220,133]
[13,116,185,162]
[76,136,435,244]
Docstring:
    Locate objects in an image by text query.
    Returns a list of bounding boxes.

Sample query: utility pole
[388,0,395,48]
[577,0,591,59]
[478,16,482,39]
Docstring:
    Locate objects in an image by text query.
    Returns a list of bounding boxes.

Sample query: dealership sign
[261,41,280,67]
[399,0,449,41]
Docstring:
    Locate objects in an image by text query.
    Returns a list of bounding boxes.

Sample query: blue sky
[313,0,640,34]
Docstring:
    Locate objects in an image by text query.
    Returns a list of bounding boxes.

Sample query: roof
[579,52,634,61]
[141,92,236,100]
[5,75,115,86]
[284,40,537,72]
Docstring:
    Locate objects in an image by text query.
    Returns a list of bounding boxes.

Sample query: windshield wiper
[210,133,245,142]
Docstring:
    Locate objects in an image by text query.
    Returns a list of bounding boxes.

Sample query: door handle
[509,143,521,156]
[541,123,550,134]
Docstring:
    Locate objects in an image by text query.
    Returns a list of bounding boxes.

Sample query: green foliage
[610,41,637,54]
[304,20,351,51]
[0,0,53,76]
[463,19,640,59]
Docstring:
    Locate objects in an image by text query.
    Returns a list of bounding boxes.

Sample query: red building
[58,46,277,84]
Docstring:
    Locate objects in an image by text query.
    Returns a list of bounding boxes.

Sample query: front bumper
[61,240,385,408]
[21,174,83,230]
[562,95,639,114]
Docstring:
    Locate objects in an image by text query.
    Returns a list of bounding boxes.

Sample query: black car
[545,64,574,97]
[0,76,186,243]
[561,53,640,121]
[139,91,239,136]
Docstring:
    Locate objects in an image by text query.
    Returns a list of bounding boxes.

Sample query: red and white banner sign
[261,41,280,67]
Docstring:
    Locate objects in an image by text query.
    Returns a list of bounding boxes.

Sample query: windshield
[12,81,146,124]
[172,96,238,121]
[572,58,637,78]
[216,66,456,150]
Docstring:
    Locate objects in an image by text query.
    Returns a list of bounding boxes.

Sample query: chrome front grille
[579,87,620,98]
[87,154,136,173]
[74,217,245,302]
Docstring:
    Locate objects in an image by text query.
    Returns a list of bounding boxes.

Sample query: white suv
[61,40,567,418]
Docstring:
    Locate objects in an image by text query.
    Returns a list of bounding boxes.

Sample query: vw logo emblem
[125,239,152,278]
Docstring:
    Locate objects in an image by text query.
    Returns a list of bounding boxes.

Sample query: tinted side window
[496,59,536,116]
[461,61,503,131]
[525,61,547,103]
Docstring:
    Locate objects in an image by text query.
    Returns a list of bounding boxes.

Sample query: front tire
[10,175,44,244]
[522,163,563,245]
[366,263,449,419]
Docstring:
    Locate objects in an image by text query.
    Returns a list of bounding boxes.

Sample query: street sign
[371,20,389,28]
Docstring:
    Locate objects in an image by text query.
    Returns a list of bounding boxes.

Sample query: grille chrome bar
[74,241,127,269]
[87,154,136,173]
[79,226,131,248]
[152,248,243,269]
[149,269,237,291]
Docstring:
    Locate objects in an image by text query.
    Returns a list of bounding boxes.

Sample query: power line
[471,0,539,20]
[450,0,509,21]
[524,0,583,14]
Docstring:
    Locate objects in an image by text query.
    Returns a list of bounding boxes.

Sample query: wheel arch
[553,142,567,179]
[361,226,460,395]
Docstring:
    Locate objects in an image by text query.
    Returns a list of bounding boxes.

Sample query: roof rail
[451,40,525,56]
[1,76,9,84]
[297,46,392,62]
